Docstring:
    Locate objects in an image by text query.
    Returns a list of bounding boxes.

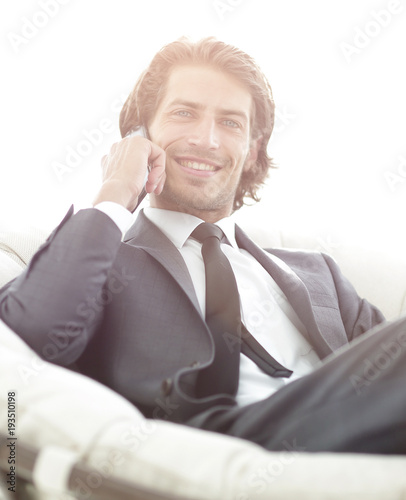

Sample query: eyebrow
[167,99,249,122]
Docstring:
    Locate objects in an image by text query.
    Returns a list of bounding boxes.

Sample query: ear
[244,135,263,172]
[243,135,263,172]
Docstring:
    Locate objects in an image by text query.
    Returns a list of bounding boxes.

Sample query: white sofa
[1,220,406,500]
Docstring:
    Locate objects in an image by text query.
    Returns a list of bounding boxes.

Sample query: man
[1,37,405,454]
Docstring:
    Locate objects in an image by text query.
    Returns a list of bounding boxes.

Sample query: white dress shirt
[94,203,321,406]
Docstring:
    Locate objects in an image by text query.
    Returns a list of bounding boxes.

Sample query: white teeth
[178,160,216,171]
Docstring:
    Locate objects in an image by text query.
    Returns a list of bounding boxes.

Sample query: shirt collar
[143,208,238,249]
[215,217,238,248]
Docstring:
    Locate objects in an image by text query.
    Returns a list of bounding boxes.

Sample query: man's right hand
[93,135,166,212]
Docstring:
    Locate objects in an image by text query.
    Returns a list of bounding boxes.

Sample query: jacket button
[161,378,173,396]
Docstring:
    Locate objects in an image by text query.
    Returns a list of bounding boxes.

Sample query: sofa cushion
[0,250,23,288]
[0,224,47,287]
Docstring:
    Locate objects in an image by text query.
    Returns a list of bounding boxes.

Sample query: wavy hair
[119,37,275,211]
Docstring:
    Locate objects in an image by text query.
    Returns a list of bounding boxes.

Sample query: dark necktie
[191,223,241,397]
[192,223,293,398]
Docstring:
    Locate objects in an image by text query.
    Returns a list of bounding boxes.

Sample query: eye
[175,110,192,117]
[223,119,240,128]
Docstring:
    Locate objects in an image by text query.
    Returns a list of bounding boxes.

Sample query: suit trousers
[186,315,406,454]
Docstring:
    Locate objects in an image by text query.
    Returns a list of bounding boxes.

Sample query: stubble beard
[158,174,238,217]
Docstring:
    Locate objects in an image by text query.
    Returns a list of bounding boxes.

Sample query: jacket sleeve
[321,252,386,342]
[0,207,123,366]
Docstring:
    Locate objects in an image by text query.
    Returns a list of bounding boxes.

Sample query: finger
[145,166,166,193]
[148,142,166,172]
[154,171,166,194]
[145,145,166,193]
[146,161,165,183]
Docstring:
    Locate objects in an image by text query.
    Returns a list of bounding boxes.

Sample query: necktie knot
[191,223,224,244]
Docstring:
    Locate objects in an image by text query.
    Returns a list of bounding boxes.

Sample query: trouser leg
[187,315,406,454]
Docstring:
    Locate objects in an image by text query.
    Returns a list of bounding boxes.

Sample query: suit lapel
[235,225,334,358]
[124,211,202,315]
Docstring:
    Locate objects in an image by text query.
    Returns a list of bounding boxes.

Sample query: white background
[1,0,405,253]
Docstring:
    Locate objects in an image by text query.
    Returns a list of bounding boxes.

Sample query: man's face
[148,64,259,221]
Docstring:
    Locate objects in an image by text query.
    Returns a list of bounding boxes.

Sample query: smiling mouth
[176,159,220,172]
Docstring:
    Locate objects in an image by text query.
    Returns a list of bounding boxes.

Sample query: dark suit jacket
[0,207,385,424]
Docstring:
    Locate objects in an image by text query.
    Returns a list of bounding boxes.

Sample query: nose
[187,118,220,150]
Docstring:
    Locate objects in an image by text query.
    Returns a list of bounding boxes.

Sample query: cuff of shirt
[94,202,134,236]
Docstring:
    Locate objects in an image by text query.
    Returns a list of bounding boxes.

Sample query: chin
[157,179,235,213]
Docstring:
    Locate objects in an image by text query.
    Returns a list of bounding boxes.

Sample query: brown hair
[119,37,275,211]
